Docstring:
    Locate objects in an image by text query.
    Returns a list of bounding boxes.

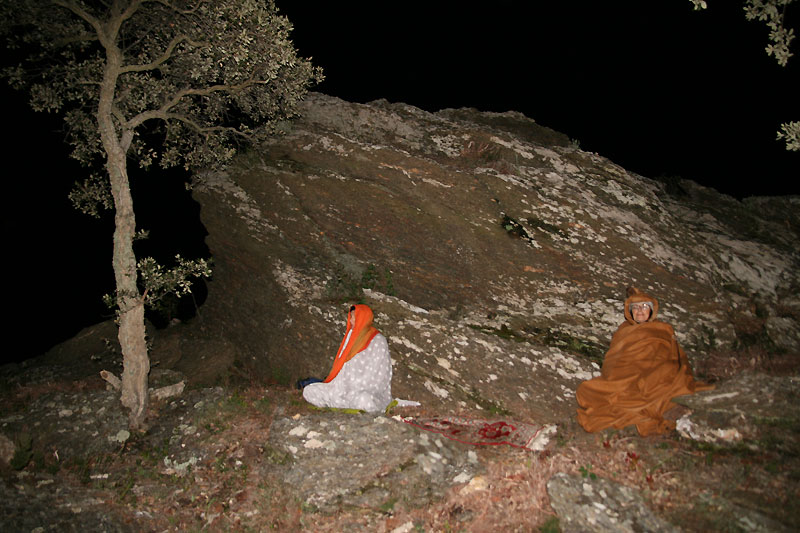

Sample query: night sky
[278,0,798,197]
[2,1,798,362]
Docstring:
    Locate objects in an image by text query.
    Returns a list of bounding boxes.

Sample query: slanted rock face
[173,92,799,424]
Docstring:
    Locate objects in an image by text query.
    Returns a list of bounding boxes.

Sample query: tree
[690,0,798,151]
[0,0,321,429]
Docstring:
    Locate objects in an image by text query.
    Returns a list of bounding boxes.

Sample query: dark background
[2,1,797,362]
[278,1,798,197]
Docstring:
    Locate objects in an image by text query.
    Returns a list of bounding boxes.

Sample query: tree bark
[106,121,150,431]
[100,370,122,390]
[106,147,149,429]
[97,3,150,430]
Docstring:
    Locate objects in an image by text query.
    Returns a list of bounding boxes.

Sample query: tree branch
[52,0,103,39]
[53,32,98,48]
[125,77,268,130]
[100,369,122,390]
[141,109,254,139]
[142,0,209,16]
[100,370,186,401]
[119,35,207,74]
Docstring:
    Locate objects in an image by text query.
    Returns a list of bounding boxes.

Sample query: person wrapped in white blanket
[302,304,394,413]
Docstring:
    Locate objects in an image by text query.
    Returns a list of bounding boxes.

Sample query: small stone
[304,438,324,449]
[289,425,308,437]
[391,522,415,533]
[462,475,488,494]
[453,472,472,484]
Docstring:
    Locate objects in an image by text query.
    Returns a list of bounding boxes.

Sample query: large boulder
[169,93,798,424]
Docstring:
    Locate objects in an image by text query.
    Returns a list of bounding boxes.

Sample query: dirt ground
[1,367,798,532]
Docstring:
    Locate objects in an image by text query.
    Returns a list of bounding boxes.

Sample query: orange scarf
[323,304,380,383]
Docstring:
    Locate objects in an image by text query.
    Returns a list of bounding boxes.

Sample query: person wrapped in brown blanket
[576,287,714,436]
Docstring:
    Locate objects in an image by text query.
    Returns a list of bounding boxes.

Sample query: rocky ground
[1,340,798,532]
[3,93,800,531]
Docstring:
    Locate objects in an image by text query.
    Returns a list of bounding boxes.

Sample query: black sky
[277,1,798,198]
[2,1,798,362]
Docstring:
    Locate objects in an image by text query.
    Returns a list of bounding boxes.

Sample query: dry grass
[460,136,517,176]
[5,382,798,532]
[1,375,105,412]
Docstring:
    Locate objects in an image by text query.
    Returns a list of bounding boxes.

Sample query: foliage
[501,214,536,246]
[360,263,395,295]
[384,398,399,415]
[0,0,320,427]
[311,406,365,415]
[269,363,292,387]
[378,497,398,513]
[777,120,800,150]
[68,172,114,218]
[102,255,212,313]
[1,0,323,173]
[579,464,597,480]
[743,0,796,66]
[11,432,33,470]
[539,517,561,533]
[325,262,396,302]
[690,0,798,150]
[694,323,718,352]
[137,255,212,307]
[690,0,795,67]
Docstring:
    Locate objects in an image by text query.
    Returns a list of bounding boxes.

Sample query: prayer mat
[404,416,556,451]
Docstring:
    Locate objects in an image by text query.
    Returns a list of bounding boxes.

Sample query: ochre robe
[576,288,714,436]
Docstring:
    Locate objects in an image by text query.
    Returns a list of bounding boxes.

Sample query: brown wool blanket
[576,288,714,436]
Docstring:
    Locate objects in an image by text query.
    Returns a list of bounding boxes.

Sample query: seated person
[302,304,393,413]
[576,287,714,436]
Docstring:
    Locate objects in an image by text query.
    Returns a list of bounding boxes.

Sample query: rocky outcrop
[676,373,800,450]
[547,472,678,533]
[175,92,799,529]
[163,93,799,417]
[266,413,482,513]
[4,93,798,531]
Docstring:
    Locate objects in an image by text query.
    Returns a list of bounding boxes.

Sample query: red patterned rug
[403,416,557,451]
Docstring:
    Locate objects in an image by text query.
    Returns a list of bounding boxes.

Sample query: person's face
[631,303,652,323]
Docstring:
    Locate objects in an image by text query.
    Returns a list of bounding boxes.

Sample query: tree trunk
[97,9,150,430]
[107,144,149,429]
[108,149,150,430]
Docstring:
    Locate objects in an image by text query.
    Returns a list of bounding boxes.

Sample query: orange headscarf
[323,304,380,383]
